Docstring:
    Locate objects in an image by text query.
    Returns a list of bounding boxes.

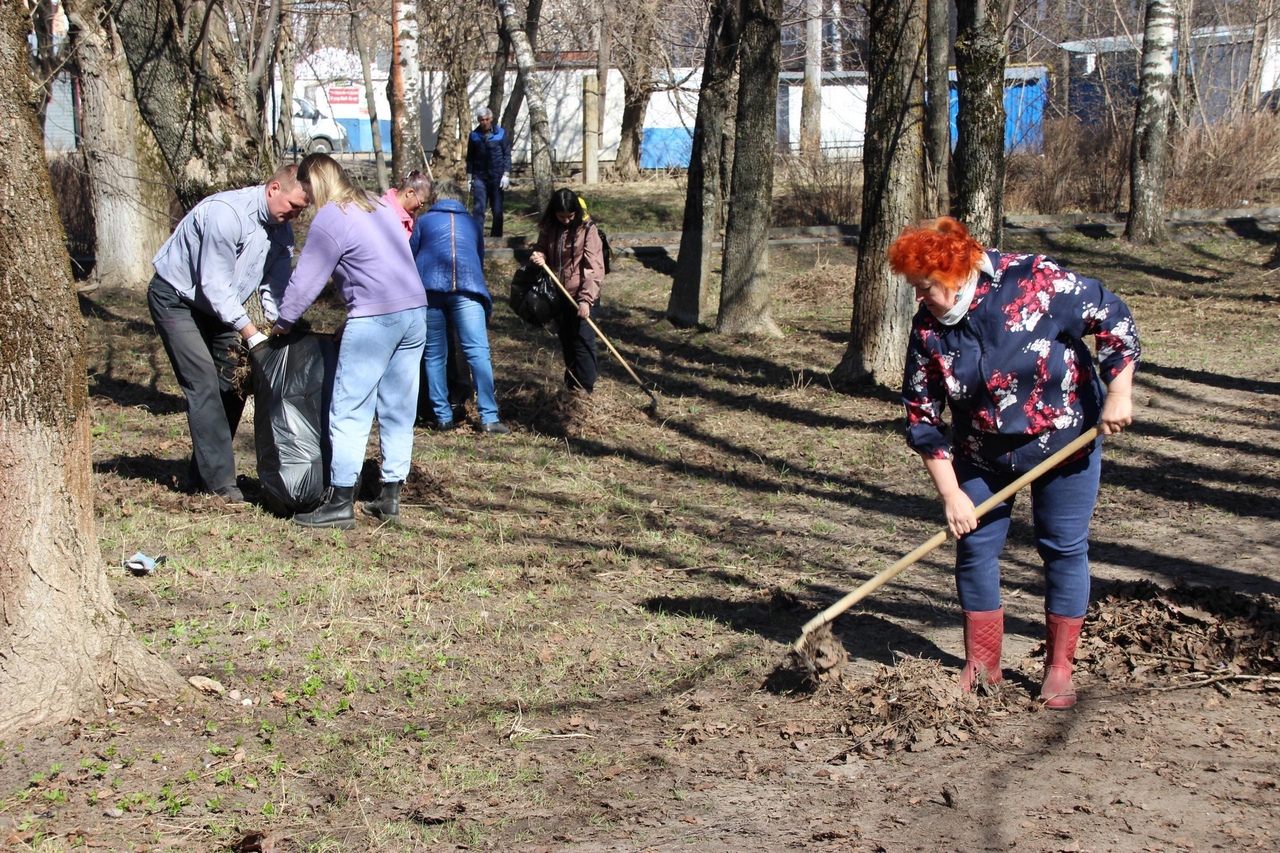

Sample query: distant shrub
[46,151,95,270]
[774,151,862,226]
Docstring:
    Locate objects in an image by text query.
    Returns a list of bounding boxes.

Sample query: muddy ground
[2,229,1279,852]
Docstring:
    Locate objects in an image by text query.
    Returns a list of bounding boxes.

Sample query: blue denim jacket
[408,200,492,318]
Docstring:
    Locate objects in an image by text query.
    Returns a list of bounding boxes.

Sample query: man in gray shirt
[148,165,310,503]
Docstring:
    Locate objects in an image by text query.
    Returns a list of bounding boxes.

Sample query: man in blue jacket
[465,108,511,238]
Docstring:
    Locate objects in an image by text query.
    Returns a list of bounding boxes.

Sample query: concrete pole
[583,72,600,184]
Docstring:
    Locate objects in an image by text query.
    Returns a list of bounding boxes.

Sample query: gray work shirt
[151,185,294,331]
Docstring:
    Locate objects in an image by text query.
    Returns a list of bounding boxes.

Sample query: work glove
[245,331,269,352]
[468,177,475,193]
[500,173,510,190]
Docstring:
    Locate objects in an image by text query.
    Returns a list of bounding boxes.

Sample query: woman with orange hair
[889,217,1140,708]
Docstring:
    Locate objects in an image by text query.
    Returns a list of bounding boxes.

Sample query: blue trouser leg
[470,178,489,234]
[147,277,243,493]
[488,181,504,237]
[953,447,1101,618]
[328,309,425,487]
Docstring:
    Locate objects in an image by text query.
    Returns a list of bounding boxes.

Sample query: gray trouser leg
[147,277,244,493]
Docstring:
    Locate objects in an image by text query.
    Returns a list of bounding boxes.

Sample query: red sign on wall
[327,86,360,105]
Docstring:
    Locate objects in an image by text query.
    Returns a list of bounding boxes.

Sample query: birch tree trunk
[952,0,1008,246]
[0,0,182,737]
[667,0,740,327]
[716,0,783,337]
[65,0,173,293]
[1125,0,1176,245]
[832,0,925,387]
[498,0,554,211]
[924,0,951,214]
[352,3,388,193]
[499,0,543,138]
[390,0,424,180]
[799,0,823,156]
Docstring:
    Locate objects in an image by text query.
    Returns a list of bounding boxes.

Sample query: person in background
[382,169,431,237]
[148,165,309,504]
[270,153,428,528]
[409,179,509,435]
[891,216,1140,709]
[384,170,474,424]
[465,108,511,238]
[529,188,605,394]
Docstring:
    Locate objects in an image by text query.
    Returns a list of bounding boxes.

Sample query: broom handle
[536,260,655,398]
[793,426,1102,649]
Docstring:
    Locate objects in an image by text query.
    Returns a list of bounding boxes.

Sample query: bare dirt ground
[2,229,1279,852]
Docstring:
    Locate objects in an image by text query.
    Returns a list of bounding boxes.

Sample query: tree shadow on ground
[94,454,188,492]
[1140,359,1280,396]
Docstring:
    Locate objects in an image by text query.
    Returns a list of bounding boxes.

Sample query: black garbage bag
[251,332,337,516]
[508,263,566,326]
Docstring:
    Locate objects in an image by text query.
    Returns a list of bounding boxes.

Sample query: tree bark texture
[65,0,174,292]
[924,0,950,214]
[667,0,740,327]
[952,0,1008,246]
[716,0,783,337]
[498,0,554,211]
[488,28,510,120]
[352,4,387,193]
[833,0,925,387]
[1125,0,1176,245]
[0,1,182,737]
[109,0,262,209]
[799,0,822,156]
[499,0,543,138]
[613,0,660,181]
[390,0,424,180]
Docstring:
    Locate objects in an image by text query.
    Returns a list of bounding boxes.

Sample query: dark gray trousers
[147,276,245,493]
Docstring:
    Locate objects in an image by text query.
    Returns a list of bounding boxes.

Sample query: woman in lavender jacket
[270,153,428,528]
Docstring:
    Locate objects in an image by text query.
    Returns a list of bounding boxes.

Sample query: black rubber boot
[294,486,356,529]
[362,481,402,524]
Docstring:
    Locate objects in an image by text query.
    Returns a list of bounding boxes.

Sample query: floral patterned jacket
[903,250,1141,473]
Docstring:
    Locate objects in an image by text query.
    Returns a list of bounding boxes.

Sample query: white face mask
[937,253,994,326]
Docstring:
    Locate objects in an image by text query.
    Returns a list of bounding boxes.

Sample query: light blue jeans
[329,307,427,487]
[953,443,1102,619]
[425,292,499,424]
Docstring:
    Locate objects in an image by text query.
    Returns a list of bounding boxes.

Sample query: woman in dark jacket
[891,217,1140,709]
[529,188,605,393]
[408,179,508,434]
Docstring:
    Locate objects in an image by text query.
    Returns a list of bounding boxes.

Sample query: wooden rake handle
[536,260,658,409]
[792,426,1102,651]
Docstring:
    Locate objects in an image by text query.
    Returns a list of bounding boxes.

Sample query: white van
[292,97,349,154]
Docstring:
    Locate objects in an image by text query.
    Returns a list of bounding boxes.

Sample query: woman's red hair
[887,216,985,291]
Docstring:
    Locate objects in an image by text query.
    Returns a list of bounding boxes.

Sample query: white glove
[246,331,269,350]
[468,177,475,193]
[500,173,510,190]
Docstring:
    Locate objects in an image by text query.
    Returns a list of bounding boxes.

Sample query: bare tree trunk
[66,0,173,293]
[924,0,950,214]
[799,0,823,155]
[498,0,554,210]
[613,0,660,182]
[109,0,263,208]
[500,0,543,138]
[1172,0,1193,129]
[832,0,925,387]
[352,2,388,193]
[716,0,783,337]
[0,0,182,738]
[430,60,472,176]
[390,0,424,180]
[596,0,611,137]
[952,0,1008,246]
[488,28,511,119]
[26,0,62,133]
[1126,0,1176,244]
[244,0,283,149]
[273,26,295,159]
[667,0,741,327]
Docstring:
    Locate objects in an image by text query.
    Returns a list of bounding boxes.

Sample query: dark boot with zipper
[959,607,1004,692]
[362,481,403,524]
[294,486,356,529]
[1041,613,1085,709]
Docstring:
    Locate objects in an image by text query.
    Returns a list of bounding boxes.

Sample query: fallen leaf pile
[1079,579,1280,687]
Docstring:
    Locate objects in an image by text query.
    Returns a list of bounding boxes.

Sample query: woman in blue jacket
[408,179,508,434]
[891,217,1140,709]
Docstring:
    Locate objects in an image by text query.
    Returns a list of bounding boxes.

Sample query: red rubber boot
[959,607,1004,692]
[1041,613,1085,709]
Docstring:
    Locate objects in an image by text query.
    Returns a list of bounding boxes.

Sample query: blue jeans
[328,307,427,487]
[425,292,499,424]
[953,443,1101,619]
[470,178,504,237]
